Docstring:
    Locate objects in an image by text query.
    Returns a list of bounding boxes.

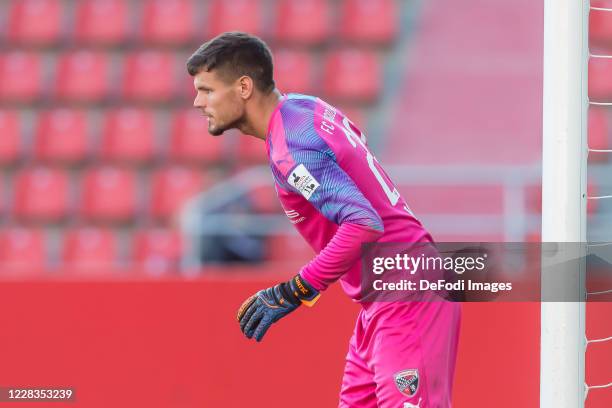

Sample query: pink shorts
[339,300,461,408]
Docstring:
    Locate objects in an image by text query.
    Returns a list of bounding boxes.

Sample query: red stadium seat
[324,49,381,101]
[75,0,130,44]
[34,109,89,163]
[55,51,110,102]
[274,50,315,94]
[133,229,183,273]
[589,56,612,100]
[122,51,176,102]
[169,110,224,163]
[0,110,21,163]
[74,0,130,44]
[62,228,117,270]
[14,166,69,221]
[207,0,264,37]
[141,0,194,44]
[7,0,62,44]
[589,107,609,162]
[237,135,268,163]
[150,166,207,219]
[339,0,398,44]
[590,4,612,46]
[101,109,155,162]
[275,0,330,44]
[80,166,137,222]
[0,228,46,270]
[0,52,42,102]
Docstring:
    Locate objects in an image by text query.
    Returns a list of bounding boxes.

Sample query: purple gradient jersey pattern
[266,94,460,407]
[266,94,432,300]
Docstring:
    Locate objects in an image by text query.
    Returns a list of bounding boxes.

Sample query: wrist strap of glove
[285,274,320,307]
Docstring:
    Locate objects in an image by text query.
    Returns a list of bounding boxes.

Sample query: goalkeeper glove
[236,274,320,342]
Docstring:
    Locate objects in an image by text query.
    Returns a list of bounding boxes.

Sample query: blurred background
[0,0,417,276]
[0,0,610,407]
[1,0,612,275]
[0,0,543,276]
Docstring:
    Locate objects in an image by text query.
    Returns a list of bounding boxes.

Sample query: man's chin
[208,117,242,136]
[208,126,226,136]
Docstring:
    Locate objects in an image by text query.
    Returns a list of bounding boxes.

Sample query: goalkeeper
[187,32,461,408]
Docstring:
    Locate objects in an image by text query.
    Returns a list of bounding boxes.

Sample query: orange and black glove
[236,274,320,342]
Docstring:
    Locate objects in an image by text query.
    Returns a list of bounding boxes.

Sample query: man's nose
[193,94,205,108]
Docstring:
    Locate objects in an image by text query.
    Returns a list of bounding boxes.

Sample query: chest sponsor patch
[288,164,320,200]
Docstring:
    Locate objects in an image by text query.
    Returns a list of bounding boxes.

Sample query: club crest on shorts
[394,369,419,397]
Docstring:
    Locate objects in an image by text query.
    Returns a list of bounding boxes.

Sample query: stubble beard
[208,115,246,136]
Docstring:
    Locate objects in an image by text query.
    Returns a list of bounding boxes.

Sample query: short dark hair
[186,32,275,93]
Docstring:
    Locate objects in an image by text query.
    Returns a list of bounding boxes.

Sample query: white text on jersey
[285,209,306,224]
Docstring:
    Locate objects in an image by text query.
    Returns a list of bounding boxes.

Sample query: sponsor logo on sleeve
[288,164,320,200]
[284,209,306,224]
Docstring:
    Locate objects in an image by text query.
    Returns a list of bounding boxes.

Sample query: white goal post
[541,0,589,407]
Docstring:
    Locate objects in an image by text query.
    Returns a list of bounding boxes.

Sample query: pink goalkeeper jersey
[266,94,433,302]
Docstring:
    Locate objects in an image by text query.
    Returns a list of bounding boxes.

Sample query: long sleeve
[300,222,383,291]
[272,147,385,290]
[267,95,430,298]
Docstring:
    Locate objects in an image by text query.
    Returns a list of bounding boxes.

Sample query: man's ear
[238,75,254,100]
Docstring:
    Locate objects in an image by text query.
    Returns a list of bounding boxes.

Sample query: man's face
[193,69,245,136]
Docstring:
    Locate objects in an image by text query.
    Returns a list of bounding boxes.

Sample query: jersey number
[340,117,401,206]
